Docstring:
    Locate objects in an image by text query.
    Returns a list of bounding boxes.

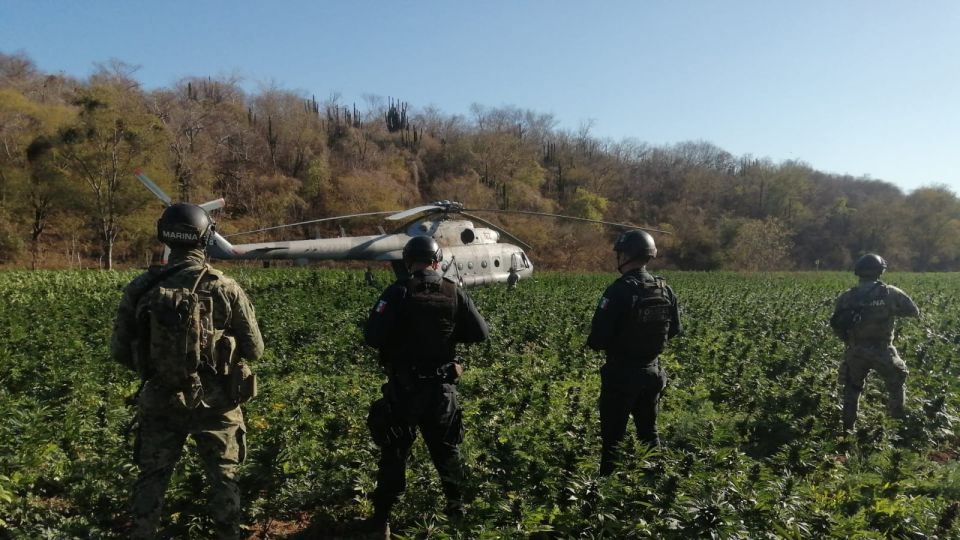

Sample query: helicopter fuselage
[208,217,533,286]
[136,170,657,288]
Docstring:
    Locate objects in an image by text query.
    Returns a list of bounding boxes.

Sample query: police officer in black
[361,235,489,537]
[587,230,680,476]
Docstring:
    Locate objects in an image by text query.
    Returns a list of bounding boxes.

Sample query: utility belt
[392,360,463,386]
[846,339,894,351]
[606,350,660,366]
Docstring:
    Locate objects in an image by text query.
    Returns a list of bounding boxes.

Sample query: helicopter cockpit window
[521,253,530,268]
[460,229,475,244]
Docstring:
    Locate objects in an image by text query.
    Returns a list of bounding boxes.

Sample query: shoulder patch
[375,300,388,314]
[598,297,610,310]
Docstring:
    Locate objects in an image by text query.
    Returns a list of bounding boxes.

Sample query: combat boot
[355,506,391,539]
[213,522,241,540]
[444,501,466,527]
[356,518,390,539]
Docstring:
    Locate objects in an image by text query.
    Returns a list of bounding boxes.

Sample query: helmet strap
[406,259,430,272]
[617,253,648,274]
[202,223,215,246]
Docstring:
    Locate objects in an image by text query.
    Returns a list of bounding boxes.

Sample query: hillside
[2,51,959,271]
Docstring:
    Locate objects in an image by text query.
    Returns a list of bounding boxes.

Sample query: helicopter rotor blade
[223,210,401,238]
[386,205,443,221]
[134,170,173,206]
[467,208,672,235]
[198,198,225,212]
[460,211,533,251]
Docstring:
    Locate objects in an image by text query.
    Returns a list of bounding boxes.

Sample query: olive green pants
[131,384,247,540]
[839,344,908,430]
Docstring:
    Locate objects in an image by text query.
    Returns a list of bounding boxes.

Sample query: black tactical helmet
[614,229,657,260]
[854,253,887,277]
[157,203,215,248]
[403,235,443,264]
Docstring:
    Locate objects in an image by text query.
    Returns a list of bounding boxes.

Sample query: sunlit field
[1,269,957,538]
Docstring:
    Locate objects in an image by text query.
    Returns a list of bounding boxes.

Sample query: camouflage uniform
[588,268,681,475]
[831,279,919,430]
[112,248,264,539]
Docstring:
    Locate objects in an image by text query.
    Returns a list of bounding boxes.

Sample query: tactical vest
[845,283,894,344]
[396,275,458,369]
[615,275,673,360]
[136,266,217,393]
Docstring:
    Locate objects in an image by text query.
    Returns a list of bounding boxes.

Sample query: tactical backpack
[618,276,673,359]
[830,282,887,341]
[398,275,458,365]
[139,266,215,392]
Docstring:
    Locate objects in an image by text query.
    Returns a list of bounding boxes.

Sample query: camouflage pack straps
[142,264,211,394]
[830,281,884,341]
[189,264,210,293]
[129,262,193,306]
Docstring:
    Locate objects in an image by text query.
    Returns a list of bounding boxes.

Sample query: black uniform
[364,268,488,516]
[587,268,680,475]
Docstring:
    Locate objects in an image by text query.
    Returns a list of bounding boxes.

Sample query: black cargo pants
[371,379,465,512]
[599,358,667,475]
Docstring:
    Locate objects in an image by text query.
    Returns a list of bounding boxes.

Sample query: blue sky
[2,0,958,193]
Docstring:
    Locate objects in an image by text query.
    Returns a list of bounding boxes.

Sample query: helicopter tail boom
[209,232,410,261]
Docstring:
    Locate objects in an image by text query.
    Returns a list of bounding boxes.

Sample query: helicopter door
[511,252,527,270]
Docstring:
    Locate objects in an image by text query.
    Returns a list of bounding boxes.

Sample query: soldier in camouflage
[360,235,489,538]
[588,230,680,476]
[111,203,264,539]
[830,253,919,431]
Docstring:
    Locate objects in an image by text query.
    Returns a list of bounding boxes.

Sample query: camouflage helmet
[854,253,887,277]
[157,203,215,248]
[403,235,443,264]
[614,229,657,260]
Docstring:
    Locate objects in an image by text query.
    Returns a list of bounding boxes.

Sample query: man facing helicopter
[588,230,681,476]
[361,235,489,537]
[111,203,263,539]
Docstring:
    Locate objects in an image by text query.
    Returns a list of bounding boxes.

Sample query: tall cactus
[385,98,409,132]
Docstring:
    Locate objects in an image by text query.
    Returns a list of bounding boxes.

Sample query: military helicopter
[135,171,668,286]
